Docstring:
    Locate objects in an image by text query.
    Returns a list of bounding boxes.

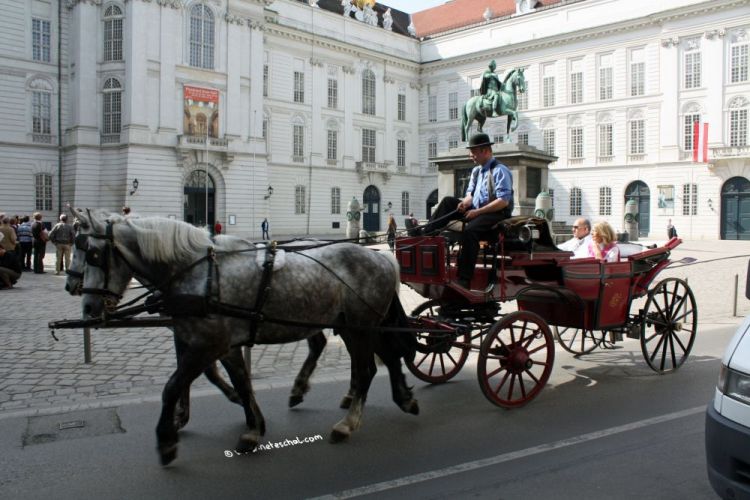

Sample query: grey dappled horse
[460,67,526,142]
[73,209,418,465]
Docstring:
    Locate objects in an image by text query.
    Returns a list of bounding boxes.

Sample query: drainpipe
[57,0,63,214]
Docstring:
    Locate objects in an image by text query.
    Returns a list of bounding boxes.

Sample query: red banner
[184,86,219,104]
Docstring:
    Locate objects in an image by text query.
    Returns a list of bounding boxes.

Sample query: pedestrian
[122,206,131,216]
[214,220,222,235]
[261,218,269,240]
[48,214,76,275]
[31,212,47,274]
[386,213,397,250]
[16,215,33,271]
[0,233,21,289]
[0,214,18,263]
[667,218,677,239]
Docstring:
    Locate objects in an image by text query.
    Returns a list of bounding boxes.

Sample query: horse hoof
[401,399,420,415]
[174,415,189,430]
[159,443,178,466]
[236,433,259,454]
[329,427,350,444]
[289,394,304,408]
[339,395,353,409]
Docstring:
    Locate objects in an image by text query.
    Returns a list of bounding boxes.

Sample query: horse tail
[461,100,469,142]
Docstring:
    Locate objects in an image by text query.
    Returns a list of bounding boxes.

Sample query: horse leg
[289,332,327,407]
[173,337,192,430]
[339,355,355,409]
[207,350,242,405]
[156,349,213,466]
[330,328,376,443]
[376,344,419,415]
[220,347,266,453]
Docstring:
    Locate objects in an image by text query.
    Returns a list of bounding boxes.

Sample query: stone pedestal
[432,143,557,216]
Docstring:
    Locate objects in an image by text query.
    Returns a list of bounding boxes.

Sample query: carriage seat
[440,215,561,254]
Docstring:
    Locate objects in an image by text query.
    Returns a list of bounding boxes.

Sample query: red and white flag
[693,121,709,163]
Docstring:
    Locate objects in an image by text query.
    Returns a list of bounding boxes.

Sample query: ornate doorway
[363,185,380,231]
[184,169,215,229]
[721,176,750,240]
[625,181,650,236]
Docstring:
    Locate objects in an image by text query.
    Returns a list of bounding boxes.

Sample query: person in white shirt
[558,217,592,257]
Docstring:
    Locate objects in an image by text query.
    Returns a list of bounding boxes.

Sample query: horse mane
[502,68,517,86]
[110,215,253,265]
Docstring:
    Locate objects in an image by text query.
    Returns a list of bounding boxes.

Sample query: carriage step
[625,324,640,339]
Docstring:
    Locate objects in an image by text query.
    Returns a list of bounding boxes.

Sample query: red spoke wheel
[640,278,697,373]
[477,311,555,408]
[406,300,471,384]
[554,327,601,355]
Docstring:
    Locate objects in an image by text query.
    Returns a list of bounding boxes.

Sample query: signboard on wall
[183,86,219,138]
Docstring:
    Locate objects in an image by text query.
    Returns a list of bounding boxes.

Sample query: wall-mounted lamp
[385,201,393,212]
[708,198,713,210]
[264,185,274,200]
[129,178,139,196]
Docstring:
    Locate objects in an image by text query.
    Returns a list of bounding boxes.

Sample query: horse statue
[71,209,418,465]
[460,67,526,142]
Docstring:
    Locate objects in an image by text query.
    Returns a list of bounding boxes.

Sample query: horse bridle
[75,220,123,300]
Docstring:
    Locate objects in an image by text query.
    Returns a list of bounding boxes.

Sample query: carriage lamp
[264,185,274,200]
[129,178,139,196]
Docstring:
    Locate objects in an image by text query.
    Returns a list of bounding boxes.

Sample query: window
[470,77,481,98]
[598,123,613,158]
[401,192,410,215]
[684,42,701,89]
[448,136,459,150]
[189,4,214,69]
[262,117,268,139]
[35,174,53,211]
[328,78,338,108]
[542,64,555,107]
[428,140,437,169]
[331,187,341,214]
[543,129,555,156]
[684,113,700,150]
[517,131,529,145]
[263,64,268,97]
[570,127,583,159]
[569,59,583,104]
[629,119,644,155]
[362,128,375,162]
[32,91,51,135]
[103,5,123,62]
[102,78,122,137]
[493,134,503,145]
[570,187,582,216]
[448,92,458,120]
[599,54,613,100]
[630,49,645,96]
[730,33,749,83]
[428,95,437,122]
[293,124,304,158]
[362,69,375,115]
[397,139,406,167]
[397,94,406,121]
[730,108,748,147]
[32,18,51,62]
[599,186,612,216]
[682,183,697,216]
[295,185,306,214]
[294,71,305,103]
[327,129,337,161]
[517,80,528,110]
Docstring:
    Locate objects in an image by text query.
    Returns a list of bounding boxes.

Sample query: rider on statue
[480,60,502,117]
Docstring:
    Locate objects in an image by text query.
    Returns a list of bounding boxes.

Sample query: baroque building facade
[1,0,749,239]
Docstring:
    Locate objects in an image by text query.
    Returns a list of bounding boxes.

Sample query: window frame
[35,173,53,211]
[32,90,52,135]
[293,124,304,159]
[362,128,376,163]
[362,69,375,115]
[684,48,702,89]
[294,71,305,103]
[327,129,337,161]
[295,185,306,214]
[599,186,612,216]
[570,127,584,159]
[327,78,338,109]
[448,91,458,120]
[32,18,51,63]
[397,139,406,167]
[629,119,644,155]
[103,5,124,62]
[331,187,341,215]
[543,129,555,156]
[401,191,410,216]
[570,187,582,216]
[189,3,215,70]
[730,108,748,147]
[598,122,613,158]
[397,93,406,121]
[682,183,697,216]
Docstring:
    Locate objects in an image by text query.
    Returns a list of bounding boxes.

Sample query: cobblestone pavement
[1,238,749,419]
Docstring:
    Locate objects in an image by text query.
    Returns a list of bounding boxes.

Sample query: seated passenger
[558,217,592,257]
[587,221,620,262]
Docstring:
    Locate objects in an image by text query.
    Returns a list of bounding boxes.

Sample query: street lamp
[264,185,274,199]
[129,178,139,196]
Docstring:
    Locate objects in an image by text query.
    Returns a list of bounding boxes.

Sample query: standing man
[48,214,75,275]
[30,212,46,274]
[16,215,33,271]
[480,59,502,116]
[423,133,514,289]
[557,217,592,256]
[261,218,270,240]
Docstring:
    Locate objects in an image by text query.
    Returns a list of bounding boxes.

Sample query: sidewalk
[0,239,748,419]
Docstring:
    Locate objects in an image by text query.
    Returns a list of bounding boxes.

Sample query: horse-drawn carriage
[52,209,695,464]
[396,215,696,408]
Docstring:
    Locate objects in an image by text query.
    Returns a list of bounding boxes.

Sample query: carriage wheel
[477,311,555,408]
[640,278,697,373]
[554,327,601,355]
[406,300,471,384]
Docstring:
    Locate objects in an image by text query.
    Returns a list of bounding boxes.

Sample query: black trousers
[425,196,509,281]
[18,242,32,269]
[33,240,46,273]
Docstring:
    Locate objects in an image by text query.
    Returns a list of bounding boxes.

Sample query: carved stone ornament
[704,29,726,40]
[248,20,266,31]
[310,58,324,67]
[660,37,679,48]
[342,65,355,74]
[685,38,700,51]
[409,81,422,90]
[156,0,181,7]
[732,29,747,44]
[225,13,245,26]
[65,0,101,8]
[383,75,395,84]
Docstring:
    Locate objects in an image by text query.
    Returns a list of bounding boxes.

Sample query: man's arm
[464,198,508,220]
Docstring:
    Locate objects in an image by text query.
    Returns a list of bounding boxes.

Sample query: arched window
[570,187,582,216]
[103,4,123,62]
[189,3,214,69]
[102,78,122,140]
[30,79,52,137]
[362,69,375,115]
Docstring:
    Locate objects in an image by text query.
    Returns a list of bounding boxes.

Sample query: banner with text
[184,86,219,138]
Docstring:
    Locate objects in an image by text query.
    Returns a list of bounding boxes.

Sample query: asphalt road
[0,319,736,499]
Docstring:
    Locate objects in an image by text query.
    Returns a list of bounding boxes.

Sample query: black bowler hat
[466,132,494,149]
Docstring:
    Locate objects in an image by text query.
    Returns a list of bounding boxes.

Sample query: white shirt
[558,234,592,256]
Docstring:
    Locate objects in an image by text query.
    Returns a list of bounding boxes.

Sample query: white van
[706,314,750,499]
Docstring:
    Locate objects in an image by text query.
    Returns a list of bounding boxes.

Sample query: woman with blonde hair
[587,220,620,262]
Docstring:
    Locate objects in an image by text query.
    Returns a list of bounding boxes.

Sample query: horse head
[73,208,135,319]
